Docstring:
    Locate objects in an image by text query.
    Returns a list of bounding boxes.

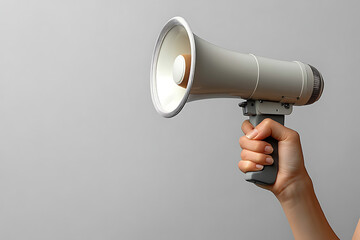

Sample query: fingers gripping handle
[239,100,290,185]
[245,114,284,185]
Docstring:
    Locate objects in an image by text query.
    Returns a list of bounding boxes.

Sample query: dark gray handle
[244,114,284,185]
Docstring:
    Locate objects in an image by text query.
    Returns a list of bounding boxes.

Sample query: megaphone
[150,16,324,185]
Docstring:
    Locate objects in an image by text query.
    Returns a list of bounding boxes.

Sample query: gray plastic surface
[245,114,284,185]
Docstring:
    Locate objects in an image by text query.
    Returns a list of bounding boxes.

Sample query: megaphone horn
[150,16,323,118]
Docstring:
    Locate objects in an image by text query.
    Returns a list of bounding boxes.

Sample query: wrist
[274,172,339,240]
[275,172,314,205]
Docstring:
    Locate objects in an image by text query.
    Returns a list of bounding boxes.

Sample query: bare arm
[239,119,339,240]
[353,219,360,240]
[276,174,338,240]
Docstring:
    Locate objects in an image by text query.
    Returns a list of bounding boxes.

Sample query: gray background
[0,0,359,239]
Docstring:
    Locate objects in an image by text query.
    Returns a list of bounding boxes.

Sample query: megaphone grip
[244,114,284,185]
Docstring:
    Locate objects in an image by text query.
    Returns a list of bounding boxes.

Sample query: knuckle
[238,160,254,173]
[239,136,247,147]
[288,129,300,141]
[238,161,246,172]
[262,118,273,126]
[240,150,247,159]
[244,161,254,170]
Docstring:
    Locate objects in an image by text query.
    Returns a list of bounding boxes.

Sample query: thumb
[245,118,298,142]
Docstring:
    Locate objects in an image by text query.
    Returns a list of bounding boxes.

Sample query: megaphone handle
[245,114,284,185]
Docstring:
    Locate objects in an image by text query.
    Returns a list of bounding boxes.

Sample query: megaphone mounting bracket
[239,100,293,117]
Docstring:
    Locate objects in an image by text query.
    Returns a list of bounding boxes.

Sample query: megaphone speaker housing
[150,17,323,118]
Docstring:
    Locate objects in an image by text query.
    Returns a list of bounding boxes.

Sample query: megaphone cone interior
[150,17,195,118]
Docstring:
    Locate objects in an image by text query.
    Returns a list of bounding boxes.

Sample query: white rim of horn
[150,16,196,118]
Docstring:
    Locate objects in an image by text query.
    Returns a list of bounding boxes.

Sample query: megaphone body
[150,17,323,185]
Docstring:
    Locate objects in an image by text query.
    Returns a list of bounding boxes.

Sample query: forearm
[353,219,360,240]
[276,175,339,240]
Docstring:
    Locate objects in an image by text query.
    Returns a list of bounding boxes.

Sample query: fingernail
[246,129,258,139]
[256,164,264,170]
[264,146,273,154]
[266,157,274,164]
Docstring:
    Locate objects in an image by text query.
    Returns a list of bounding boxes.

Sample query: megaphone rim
[150,16,196,118]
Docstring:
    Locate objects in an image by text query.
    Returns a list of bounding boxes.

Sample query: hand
[238,118,311,200]
[239,119,339,239]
